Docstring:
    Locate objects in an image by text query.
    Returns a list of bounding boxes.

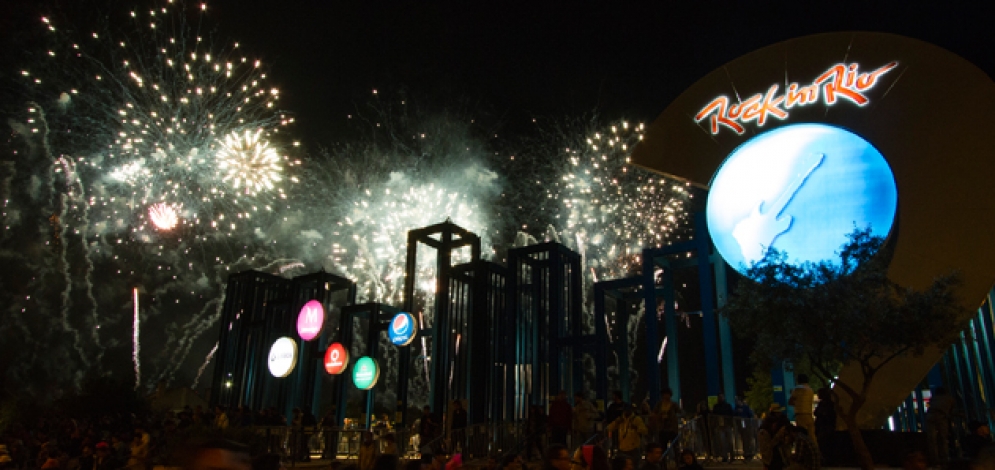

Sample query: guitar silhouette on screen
[732,152,825,262]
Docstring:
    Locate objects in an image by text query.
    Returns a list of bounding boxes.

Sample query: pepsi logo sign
[388,312,416,346]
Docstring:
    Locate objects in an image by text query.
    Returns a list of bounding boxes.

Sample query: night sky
[202,0,995,147]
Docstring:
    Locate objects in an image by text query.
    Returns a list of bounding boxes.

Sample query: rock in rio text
[695,62,898,135]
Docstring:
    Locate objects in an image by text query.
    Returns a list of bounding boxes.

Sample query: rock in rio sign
[352,356,380,390]
[268,337,298,378]
[324,342,349,375]
[695,62,898,135]
[388,312,417,346]
[297,300,324,341]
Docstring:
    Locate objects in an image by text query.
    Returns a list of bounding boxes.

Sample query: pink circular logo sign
[297,300,325,341]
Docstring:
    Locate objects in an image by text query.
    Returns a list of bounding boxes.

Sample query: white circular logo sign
[268,336,298,378]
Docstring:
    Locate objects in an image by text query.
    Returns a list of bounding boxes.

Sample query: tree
[721,229,964,469]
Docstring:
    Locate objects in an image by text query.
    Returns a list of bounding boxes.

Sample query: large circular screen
[706,123,897,274]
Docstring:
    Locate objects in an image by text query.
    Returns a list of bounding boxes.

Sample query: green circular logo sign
[352,356,380,390]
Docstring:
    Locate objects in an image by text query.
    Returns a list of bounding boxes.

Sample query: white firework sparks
[148,202,179,231]
[24,1,298,238]
[217,129,283,195]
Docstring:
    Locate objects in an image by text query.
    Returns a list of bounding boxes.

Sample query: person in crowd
[605,392,626,430]
[963,420,993,460]
[610,456,632,470]
[0,450,10,470]
[588,446,612,470]
[711,394,735,463]
[444,454,462,470]
[734,395,756,460]
[382,434,398,456]
[926,386,955,466]
[812,388,836,440]
[527,404,547,461]
[607,404,647,463]
[788,375,817,453]
[677,451,703,470]
[785,425,820,470]
[111,435,130,462]
[451,401,467,453]
[549,391,573,447]
[185,439,251,470]
[640,443,663,470]
[901,450,928,470]
[482,454,498,470]
[419,407,439,455]
[404,458,424,470]
[572,393,597,449]
[543,444,572,470]
[653,388,680,453]
[430,450,449,470]
[372,455,399,470]
[251,453,282,470]
[127,431,149,470]
[500,453,524,470]
[358,432,379,470]
[76,445,94,470]
[321,408,339,460]
[90,442,118,470]
[758,407,791,470]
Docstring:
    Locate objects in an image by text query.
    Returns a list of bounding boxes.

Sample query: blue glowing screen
[706,123,897,275]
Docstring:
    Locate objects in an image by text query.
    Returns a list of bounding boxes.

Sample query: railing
[676,416,761,462]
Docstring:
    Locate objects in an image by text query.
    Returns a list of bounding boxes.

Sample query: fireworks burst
[24,1,298,238]
[148,202,179,231]
[1,0,303,393]
[218,129,283,196]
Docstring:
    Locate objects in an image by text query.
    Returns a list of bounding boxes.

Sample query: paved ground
[283,456,861,470]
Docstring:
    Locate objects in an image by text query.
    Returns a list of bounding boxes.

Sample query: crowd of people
[2,377,993,470]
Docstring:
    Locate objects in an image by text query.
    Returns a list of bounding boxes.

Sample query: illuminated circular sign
[352,356,380,390]
[388,312,417,346]
[706,123,897,274]
[297,300,325,341]
[268,337,298,378]
[324,342,349,375]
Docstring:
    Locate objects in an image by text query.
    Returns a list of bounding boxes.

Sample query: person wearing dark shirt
[678,451,703,470]
[548,391,573,446]
[813,389,836,431]
[711,394,734,462]
[92,442,120,470]
[640,443,663,470]
[962,421,993,459]
[605,392,626,430]
[419,407,439,454]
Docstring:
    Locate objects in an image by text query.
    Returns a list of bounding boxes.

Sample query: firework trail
[133,287,141,389]
[3,0,299,393]
[192,341,219,389]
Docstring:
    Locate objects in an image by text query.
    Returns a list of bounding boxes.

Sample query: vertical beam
[696,216,721,399]
[550,249,564,395]
[643,251,663,405]
[594,283,609,404]
[430,227,454,414]
[398,231,417,426]
[618,293,631,402]
[570,254,584,398]
[714,257,736,402]
[662,263,680,403]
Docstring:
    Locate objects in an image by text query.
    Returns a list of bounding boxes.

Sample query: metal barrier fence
[675,416,761,462]
[250,417,759,465]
